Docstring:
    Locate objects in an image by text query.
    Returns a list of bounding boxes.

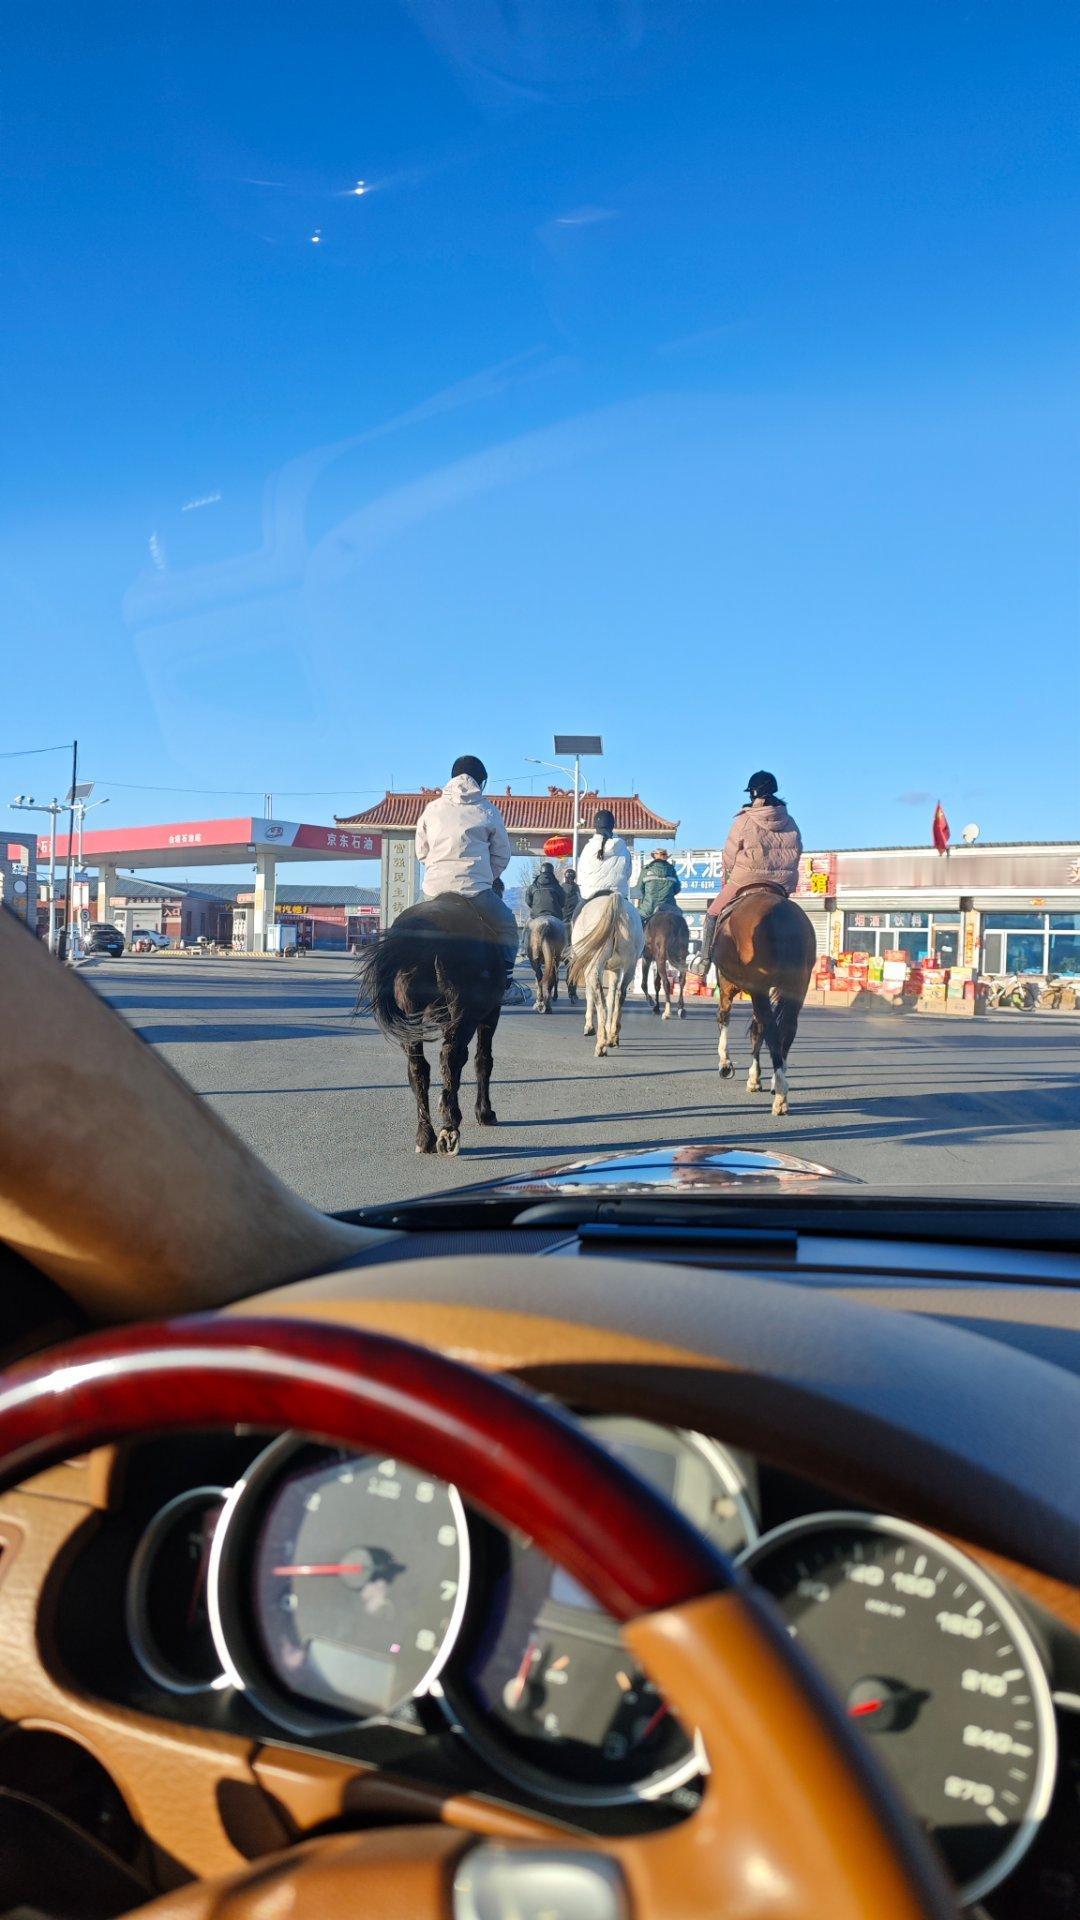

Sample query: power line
[94,780,388,798]
[0,741,74,760]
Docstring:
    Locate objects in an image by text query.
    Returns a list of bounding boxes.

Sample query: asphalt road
[86,954,1080,1213]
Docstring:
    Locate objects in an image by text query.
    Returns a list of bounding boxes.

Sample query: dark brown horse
[356,895,512,1155]
[526,914,566,1013]
[640,908,689,1019]
[705,888,816,1116]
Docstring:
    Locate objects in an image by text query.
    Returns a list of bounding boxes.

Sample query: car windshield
[3,5,1077,1220]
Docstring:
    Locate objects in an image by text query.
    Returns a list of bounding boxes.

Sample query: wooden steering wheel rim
[0,1315,958,1920]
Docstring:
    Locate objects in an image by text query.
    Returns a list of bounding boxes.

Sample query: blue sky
[2,2,1076,885]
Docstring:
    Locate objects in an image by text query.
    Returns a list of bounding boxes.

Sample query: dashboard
[54,1412,1079,1920]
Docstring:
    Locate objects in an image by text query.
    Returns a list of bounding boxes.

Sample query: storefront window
[844,928,878,955]
[1049,933,1080,975]
[1003,931,1047,975]
[982,912,1045,931]
[892,930,930,962]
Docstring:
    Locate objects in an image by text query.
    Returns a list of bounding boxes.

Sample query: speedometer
[209,1436,470,1735]
[739,1514,1057,1905]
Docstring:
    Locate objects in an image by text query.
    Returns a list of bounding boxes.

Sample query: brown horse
[526,914,566,1013]
[640,908,690,1019]
[706,888,816,1116]
[357,894,512,1155]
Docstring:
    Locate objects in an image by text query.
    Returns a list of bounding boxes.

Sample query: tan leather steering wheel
[0,1314,958,1920]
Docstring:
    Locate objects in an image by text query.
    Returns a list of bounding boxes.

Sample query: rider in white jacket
[414,755,518,962]
[576,809,633,901]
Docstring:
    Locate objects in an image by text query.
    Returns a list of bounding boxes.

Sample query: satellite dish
[962,823,980,844]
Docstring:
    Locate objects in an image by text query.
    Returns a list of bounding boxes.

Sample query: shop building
[672,841,1080,979]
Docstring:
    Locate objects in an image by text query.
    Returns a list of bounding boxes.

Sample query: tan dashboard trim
[232,1290,1080,1632]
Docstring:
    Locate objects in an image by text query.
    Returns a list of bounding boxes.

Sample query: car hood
[460,1143,860,1198]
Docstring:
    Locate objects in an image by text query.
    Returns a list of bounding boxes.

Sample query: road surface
[87,955,1080,1213]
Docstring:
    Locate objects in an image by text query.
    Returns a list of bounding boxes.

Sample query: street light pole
[9,795,63,950]
[572,754,581,868]
[47,804,58,951]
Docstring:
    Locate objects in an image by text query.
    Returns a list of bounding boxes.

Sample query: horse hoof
[651,1004,660,1016]
[772,1095,789,1117]
[436,1127,461,1156]
[678,1008,686,1019]
[661,1008,671,1020]
[416,1133,436,1155]
[719,1062,735,1079]
[476,1109,498,1127]
[595,1044,607,1058]
[583,1025,594,1037]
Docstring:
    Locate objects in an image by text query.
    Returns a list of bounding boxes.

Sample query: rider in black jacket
[525,862,566,920]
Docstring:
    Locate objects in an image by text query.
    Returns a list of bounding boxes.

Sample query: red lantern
[543,835,574,859]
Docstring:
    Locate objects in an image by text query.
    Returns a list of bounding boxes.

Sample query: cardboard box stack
[916,960,949,1012]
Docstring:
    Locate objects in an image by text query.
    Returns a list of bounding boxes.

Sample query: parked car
[129,929,170,953]
[83,923,125,957]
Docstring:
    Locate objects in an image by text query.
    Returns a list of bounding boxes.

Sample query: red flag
[932,802,950,855]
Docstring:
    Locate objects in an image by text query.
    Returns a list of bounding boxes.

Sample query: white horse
[567,895,644,1058]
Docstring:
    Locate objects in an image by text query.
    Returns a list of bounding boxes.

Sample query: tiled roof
[337,789,678,835]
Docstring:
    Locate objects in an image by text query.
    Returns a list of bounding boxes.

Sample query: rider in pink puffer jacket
[707,771,803,923]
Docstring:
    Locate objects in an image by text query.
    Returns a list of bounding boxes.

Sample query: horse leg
[746,1010,765,1093]
[750,991,788,1114]
[583,969,596,1036]
[676,964,687,1018]
[543,940,557,1014]
[592,970,608,1056]
[407,1041,437,1154]
[716,980,737,1078]
[659,938,673,1019]
[610,970,629,1047]
[531,950,544,1012]
[474,1009,500,1126]
[436,1016,476,1154]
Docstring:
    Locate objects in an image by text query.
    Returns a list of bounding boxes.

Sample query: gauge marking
[738,1512,1057,1908]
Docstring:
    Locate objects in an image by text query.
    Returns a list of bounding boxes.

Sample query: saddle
[710,883,788,938]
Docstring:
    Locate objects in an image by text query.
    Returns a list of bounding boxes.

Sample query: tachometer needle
[640,1701,670,1741]
[272,1562,368,1576]
[848,1697,884,1719]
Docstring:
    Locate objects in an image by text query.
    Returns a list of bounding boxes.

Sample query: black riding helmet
[745,770,779,798]
[452,755,488,787]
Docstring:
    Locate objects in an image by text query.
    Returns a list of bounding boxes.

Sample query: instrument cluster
[124,1417,1071,1913]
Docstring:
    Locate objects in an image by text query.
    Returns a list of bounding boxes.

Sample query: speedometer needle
[848,1698,884,1719]
[272,1562,368,1576]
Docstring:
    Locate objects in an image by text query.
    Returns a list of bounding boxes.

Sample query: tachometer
[739,1514,1057,1905]
[445,1418,754,1804]
[209,1436,469,1734]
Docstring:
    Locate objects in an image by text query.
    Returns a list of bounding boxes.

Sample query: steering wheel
[0,1316,958,1920]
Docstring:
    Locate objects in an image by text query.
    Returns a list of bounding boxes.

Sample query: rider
[524,861,566,921]
[702,771,803,958]
[638,846,682,925]
[576,808,633,905]
[561,865,582,922]
[414,755,518,964]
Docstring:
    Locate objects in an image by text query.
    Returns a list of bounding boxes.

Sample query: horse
[640,907,689,1019]
[356,894,512,1155]
[526,914,566,1013]
[567,894,644,1058]
[708,888,816,1116]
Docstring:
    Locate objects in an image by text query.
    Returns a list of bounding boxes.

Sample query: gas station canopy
[38,816,382,870]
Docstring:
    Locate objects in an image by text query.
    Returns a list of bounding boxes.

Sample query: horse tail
[356,934,421,1043]
[567,895,619,989]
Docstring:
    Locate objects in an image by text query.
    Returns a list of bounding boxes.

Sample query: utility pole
[47,803,58,951]
[63,740,78,963]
